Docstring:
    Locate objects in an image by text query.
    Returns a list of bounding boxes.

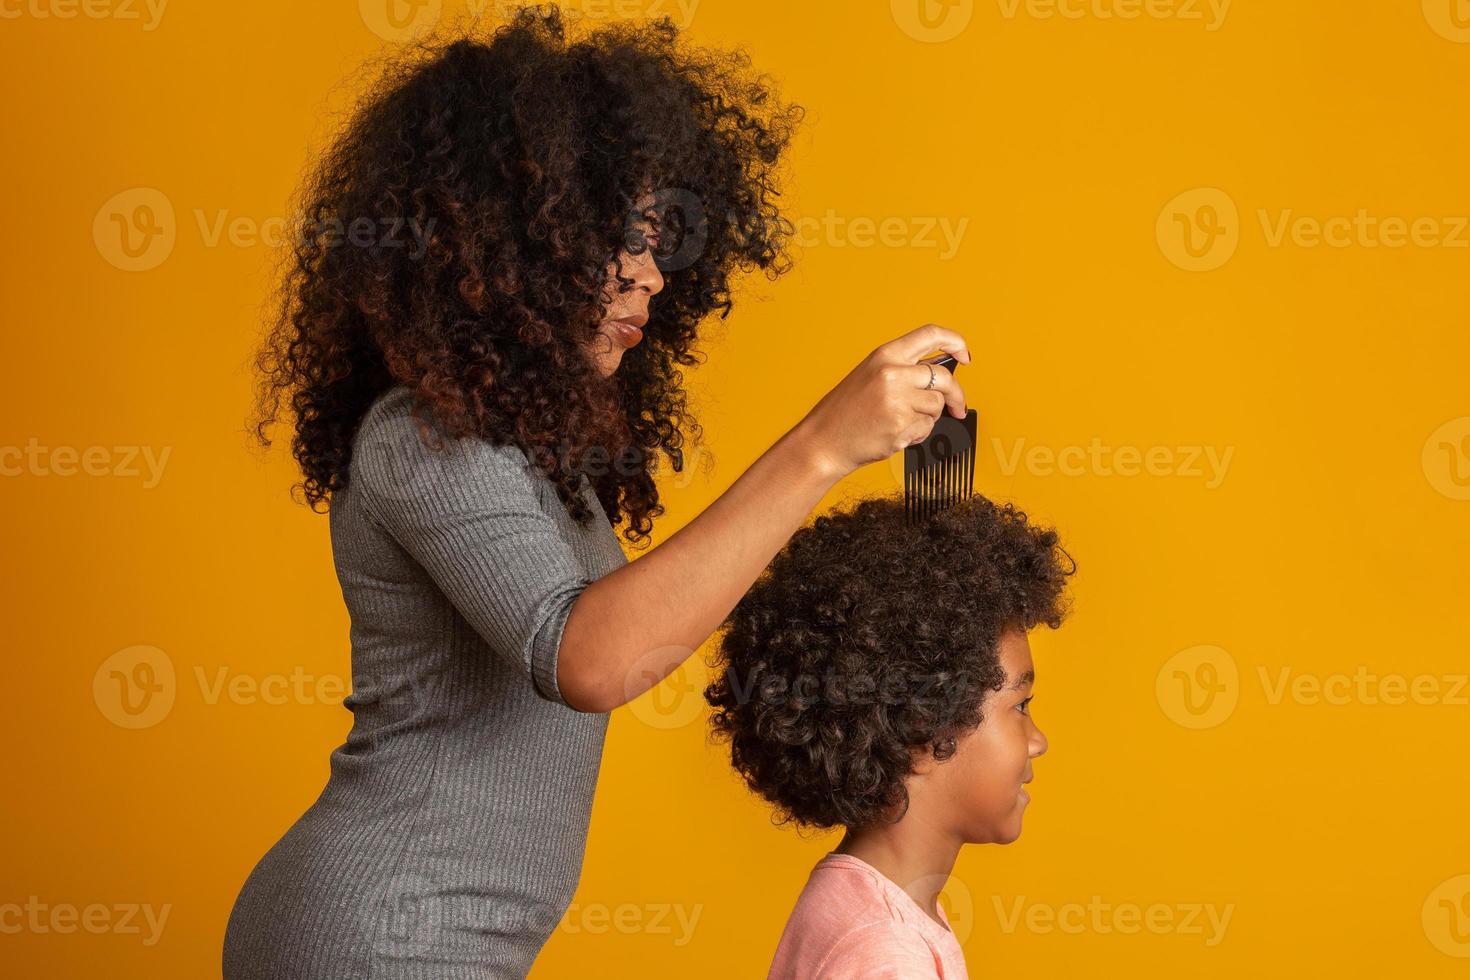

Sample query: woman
[223,7,971,978]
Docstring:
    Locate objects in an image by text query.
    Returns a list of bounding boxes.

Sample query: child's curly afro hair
[705,493,1074,831]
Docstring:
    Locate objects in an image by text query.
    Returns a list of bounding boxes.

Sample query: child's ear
[908,738,952,776]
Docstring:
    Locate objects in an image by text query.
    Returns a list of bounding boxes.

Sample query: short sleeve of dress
[351,393,594,707]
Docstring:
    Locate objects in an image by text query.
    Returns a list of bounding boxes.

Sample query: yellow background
[3,0,1469,976]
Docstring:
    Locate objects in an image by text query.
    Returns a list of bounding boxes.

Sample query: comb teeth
[903,409,978,525]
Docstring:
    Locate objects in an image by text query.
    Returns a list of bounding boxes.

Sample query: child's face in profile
[914,628,1048,845]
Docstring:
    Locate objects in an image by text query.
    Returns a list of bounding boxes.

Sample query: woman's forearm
[557,419,843,712]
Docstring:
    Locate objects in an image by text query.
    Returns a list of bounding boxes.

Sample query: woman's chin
[588,347,623,377]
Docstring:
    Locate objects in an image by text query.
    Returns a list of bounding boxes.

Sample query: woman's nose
[631,245,664,295]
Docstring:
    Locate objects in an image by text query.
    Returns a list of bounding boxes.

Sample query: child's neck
[834,816,962,931]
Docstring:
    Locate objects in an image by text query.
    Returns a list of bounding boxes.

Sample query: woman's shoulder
[356,386,450,450]
[350,386,539,506]
[359,384,416,428]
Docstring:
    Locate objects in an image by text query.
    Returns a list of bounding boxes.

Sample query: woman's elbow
[555,645,626,714]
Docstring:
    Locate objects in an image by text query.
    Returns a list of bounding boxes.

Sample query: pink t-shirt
[767,853,970,979]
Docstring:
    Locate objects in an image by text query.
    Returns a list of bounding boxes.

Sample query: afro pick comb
[903,352,978,526]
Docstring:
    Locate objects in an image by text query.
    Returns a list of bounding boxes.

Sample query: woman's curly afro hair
[254,3,802,547]
[705,493,1075,831]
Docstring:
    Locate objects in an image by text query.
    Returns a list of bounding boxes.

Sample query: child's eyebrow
[1007,670,1035,690]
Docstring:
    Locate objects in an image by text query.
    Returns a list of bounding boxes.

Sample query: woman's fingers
[908,363,967,419]
[897,413,941,449]
[796,323,975,476]
[914,388,947,419]
[881,323,972,367]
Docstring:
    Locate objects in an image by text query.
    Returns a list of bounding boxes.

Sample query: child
[705,493,1073,979]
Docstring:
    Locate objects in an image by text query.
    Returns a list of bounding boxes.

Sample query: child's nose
[1030,722,1049,757]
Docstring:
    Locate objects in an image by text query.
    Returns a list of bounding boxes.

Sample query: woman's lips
[607,316,645,349]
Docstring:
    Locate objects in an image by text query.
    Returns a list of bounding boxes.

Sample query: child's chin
[971,818,1025,846]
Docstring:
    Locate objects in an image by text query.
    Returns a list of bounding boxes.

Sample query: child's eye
[1017,696,1033,715]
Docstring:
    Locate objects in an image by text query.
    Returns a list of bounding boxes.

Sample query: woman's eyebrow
[1007,670,1035,690]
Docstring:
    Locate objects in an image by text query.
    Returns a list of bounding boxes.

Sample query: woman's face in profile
[587,200,665,377]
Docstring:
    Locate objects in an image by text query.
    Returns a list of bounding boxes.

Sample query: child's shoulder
[768,854,948,979]
[804,852,905,912]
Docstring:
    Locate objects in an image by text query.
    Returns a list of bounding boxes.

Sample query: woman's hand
[794,323,973,480]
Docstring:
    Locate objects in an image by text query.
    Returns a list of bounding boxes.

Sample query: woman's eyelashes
[1016,695,1034,715]
[623,216,662,254]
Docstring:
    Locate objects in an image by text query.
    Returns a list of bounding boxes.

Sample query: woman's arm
[557,324,972,712]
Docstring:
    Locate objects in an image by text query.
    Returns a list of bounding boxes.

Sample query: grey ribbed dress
[222,386,629,979]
